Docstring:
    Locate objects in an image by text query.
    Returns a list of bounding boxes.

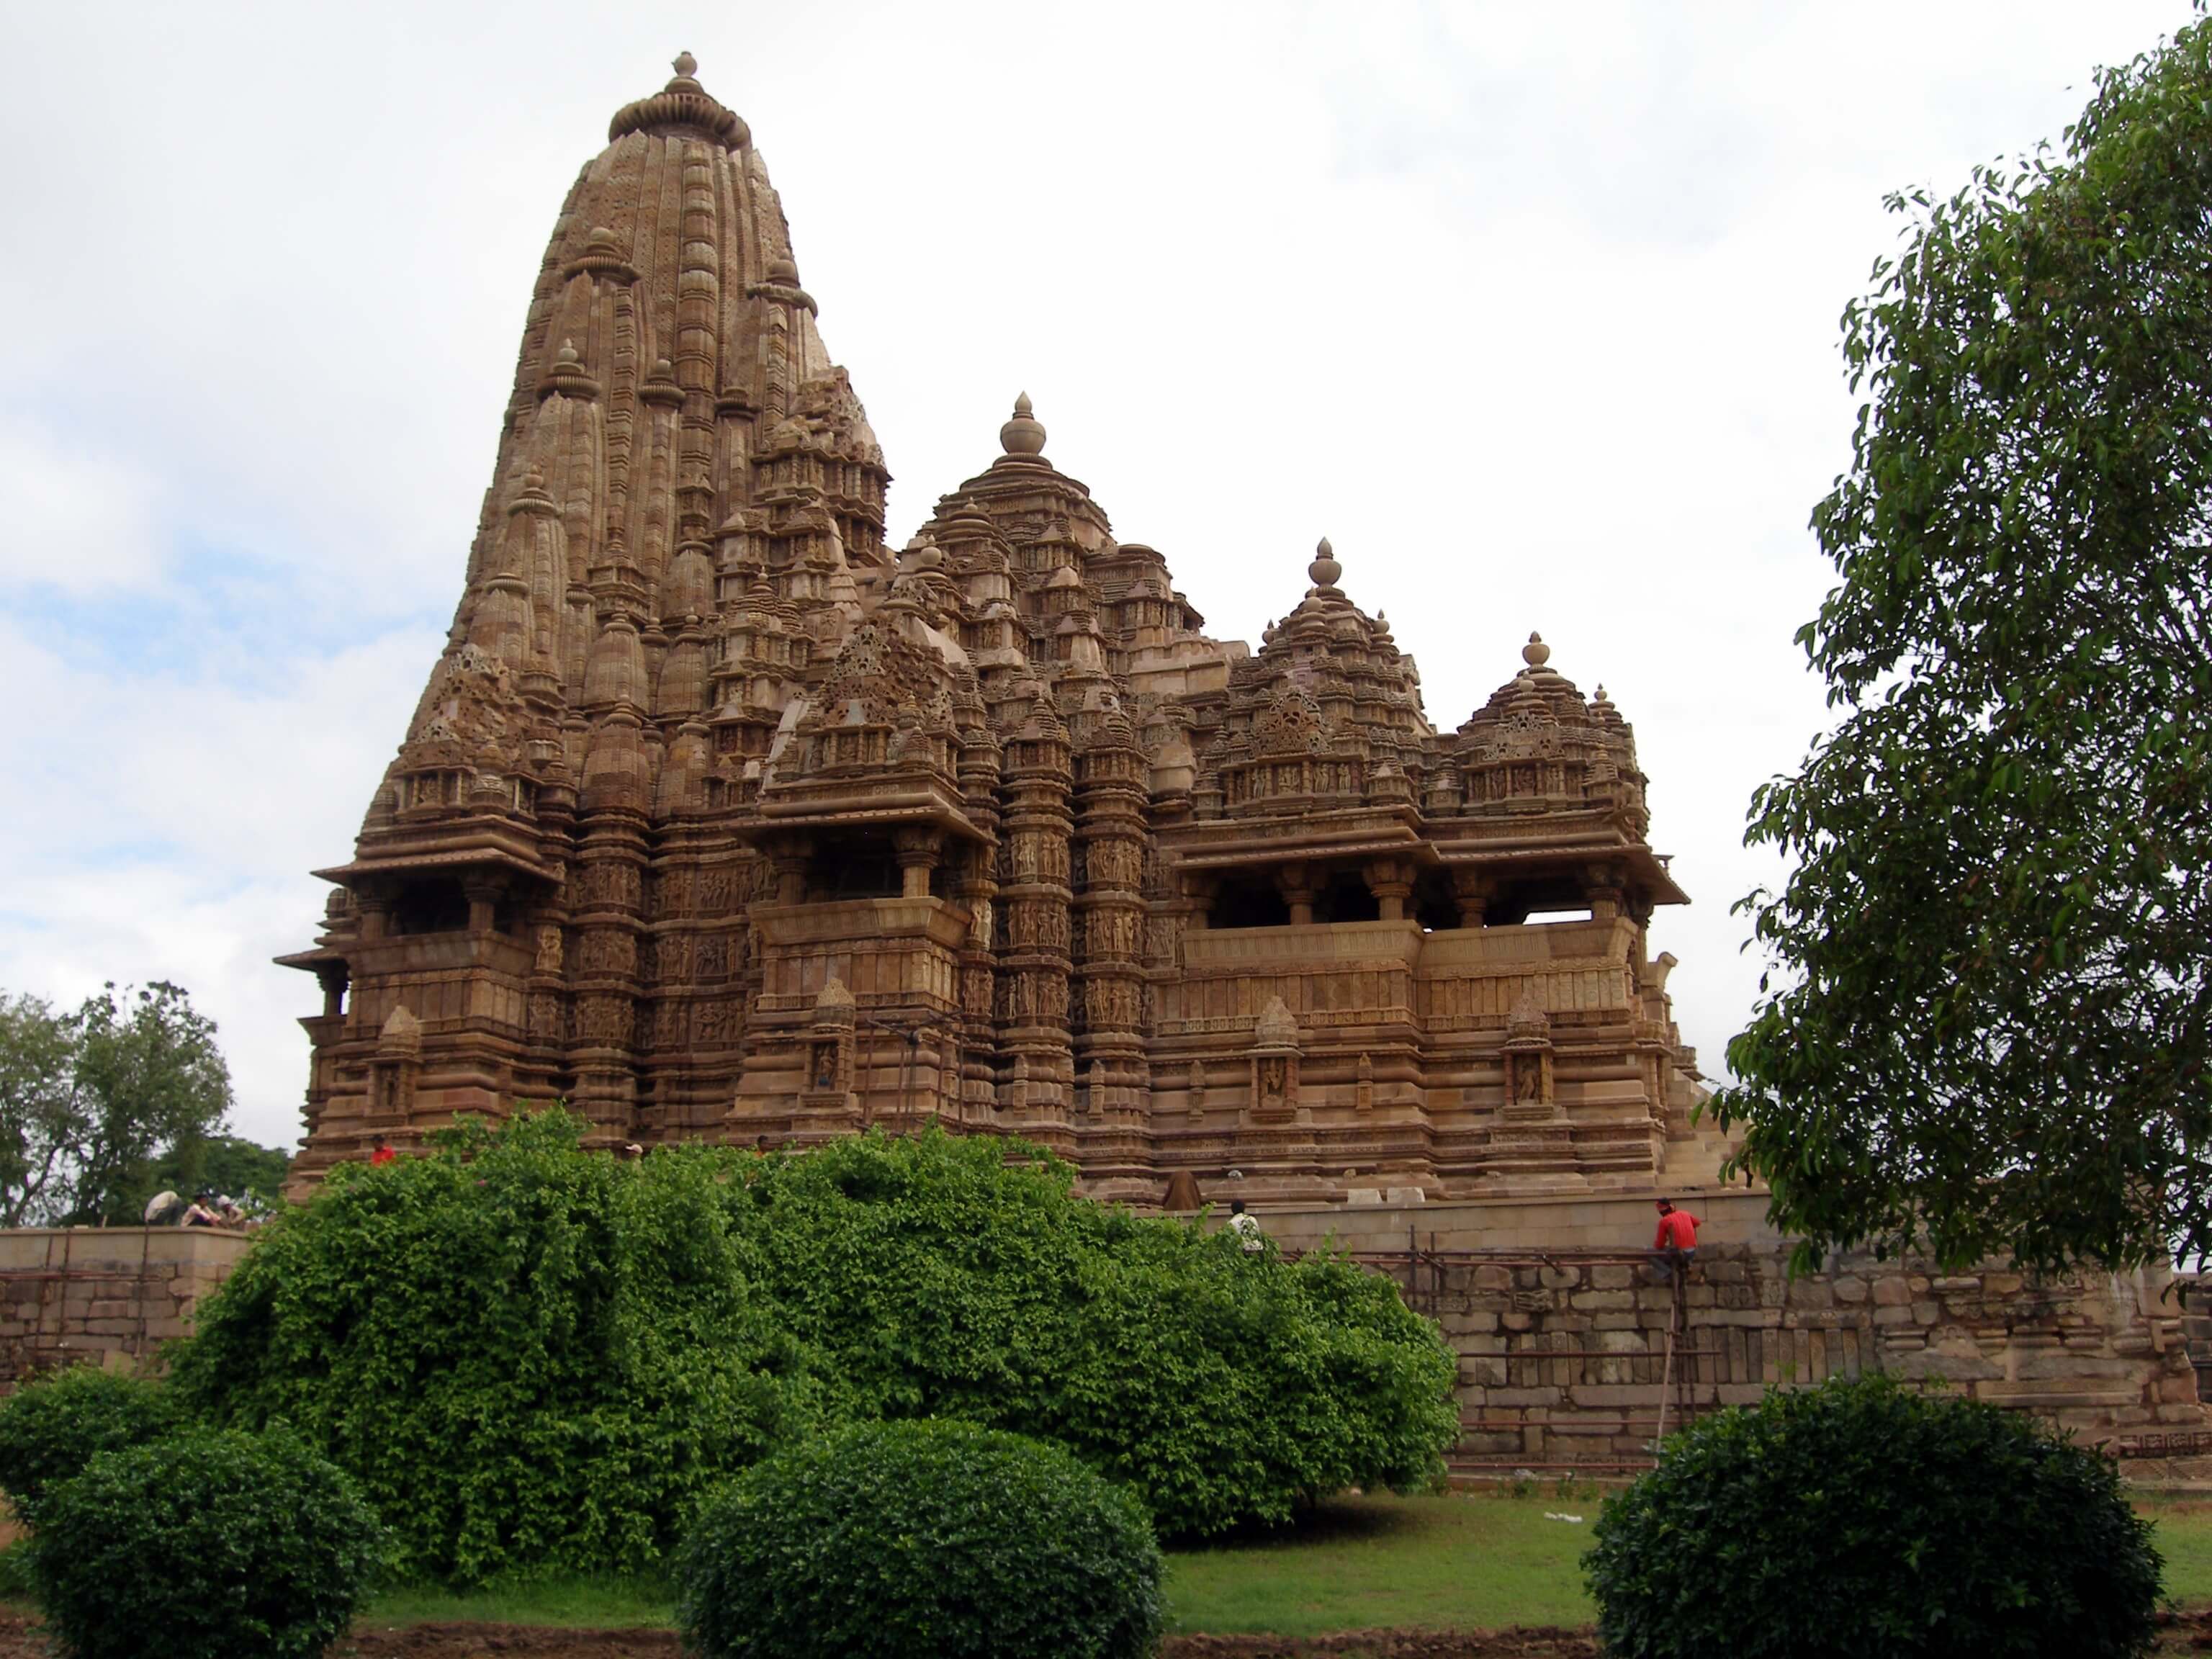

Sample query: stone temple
[270,55,2212,1472]
[279,53,1723,1203]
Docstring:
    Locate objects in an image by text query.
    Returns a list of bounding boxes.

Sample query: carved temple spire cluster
[282,59,1714,1205]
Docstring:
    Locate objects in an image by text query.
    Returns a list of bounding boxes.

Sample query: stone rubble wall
[0,1228,255,1383]
[1253,1191,2207,1475]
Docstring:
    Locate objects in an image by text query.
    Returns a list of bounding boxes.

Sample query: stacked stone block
[0,1228,253,1383]
[1256,1190,2208,1475]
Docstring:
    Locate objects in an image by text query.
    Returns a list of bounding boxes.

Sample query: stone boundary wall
[0,1228,255,1382]
[1248,1191,2207,1475]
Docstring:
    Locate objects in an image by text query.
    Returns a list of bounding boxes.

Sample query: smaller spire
[1308,536,1341,589]
[999,391,1047,456]
[1523,630,1551,668]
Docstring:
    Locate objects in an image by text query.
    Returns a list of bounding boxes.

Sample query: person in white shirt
[1228,1200,1264,1255]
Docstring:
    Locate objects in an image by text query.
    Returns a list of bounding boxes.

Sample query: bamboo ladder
[1651,1268,1692,1453]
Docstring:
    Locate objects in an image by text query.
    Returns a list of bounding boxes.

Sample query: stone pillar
[1279,862,1316,927]
[464,876,503,937]
[315,965,348,1021]
[567,821,649,1143]
[1449,868,1493,929]
[1366,857,1414,924]
[765,833,811,904]
[996,697,1074,1143]
[1586,862,1627,923]
[1073,716,1150,1119]
[894,826,943,901]
[956,723,1005,1111]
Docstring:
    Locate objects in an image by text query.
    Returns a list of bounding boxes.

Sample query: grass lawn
[1166,1492,1598,1635]
[93,1490,2212,1636]
[2139,1498,2212,1604]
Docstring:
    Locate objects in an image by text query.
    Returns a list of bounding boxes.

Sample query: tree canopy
[0,983,233,1226]
[150,1134,292,1215]
[1719,19,2212,1272]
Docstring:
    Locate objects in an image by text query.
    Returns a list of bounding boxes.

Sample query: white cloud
[0,616,441,1150]
[0,420,163,593]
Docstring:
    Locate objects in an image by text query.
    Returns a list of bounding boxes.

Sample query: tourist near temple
[277,53,1725,1209]
[253,53,2212,1473]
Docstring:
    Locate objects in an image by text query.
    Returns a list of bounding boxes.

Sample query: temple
[279,54,1725,1204]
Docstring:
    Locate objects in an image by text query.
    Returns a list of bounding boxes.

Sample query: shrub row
[166,1112,1459,1579]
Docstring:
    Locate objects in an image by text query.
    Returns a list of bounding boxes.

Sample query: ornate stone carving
[1248,996,1303,1122]
[286,55,1706,1212]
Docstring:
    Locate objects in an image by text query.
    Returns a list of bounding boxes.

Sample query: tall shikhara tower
[282,56,1722,1200]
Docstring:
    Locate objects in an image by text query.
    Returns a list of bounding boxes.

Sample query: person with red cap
[1653,1197,1700,1283]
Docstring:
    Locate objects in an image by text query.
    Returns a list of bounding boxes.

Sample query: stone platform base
[1237,1188,2207,1475]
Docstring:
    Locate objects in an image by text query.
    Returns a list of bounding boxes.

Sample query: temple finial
[1523,630,1551,668]
[1000,391,1046,456]
[673,50,698,78]
[1308,536,1341,589]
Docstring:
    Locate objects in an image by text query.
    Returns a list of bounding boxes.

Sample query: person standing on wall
[1652,1197,1700,1282]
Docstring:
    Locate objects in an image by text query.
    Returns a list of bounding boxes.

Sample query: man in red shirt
[1653,1198,1700,1283]
[369,1135,397,1167]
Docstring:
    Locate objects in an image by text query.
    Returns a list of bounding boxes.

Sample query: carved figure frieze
[577,994,634,1048]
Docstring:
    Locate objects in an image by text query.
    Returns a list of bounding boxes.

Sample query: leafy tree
[0,984,232,1227]
[1720,17,2212,1271]
[150,1133,292,1214]
[0,993,79,1226]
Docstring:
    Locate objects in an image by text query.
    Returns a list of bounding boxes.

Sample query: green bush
[168,1110,814,1581]
[678,1419,1162,1659]
[1584,1374,2162,1659]
[31,1425,383,1659]
[172,1112,1457,1578]
[738,1129,1460,1537]
[0,1365,179,1529]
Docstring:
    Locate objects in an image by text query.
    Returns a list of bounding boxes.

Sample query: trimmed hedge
[678,1419,1163,1659]
[32,1425,384,1659]
[1583,1374,2163,1659]
[0,1367,180,1529]
[172,1112,1457,1579]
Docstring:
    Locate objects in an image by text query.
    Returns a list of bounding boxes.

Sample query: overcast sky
[0,1,2187,1151]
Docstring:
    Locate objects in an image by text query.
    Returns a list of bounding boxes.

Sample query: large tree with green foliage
[0,983,233,1226]
[1719,18,2212,1272]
